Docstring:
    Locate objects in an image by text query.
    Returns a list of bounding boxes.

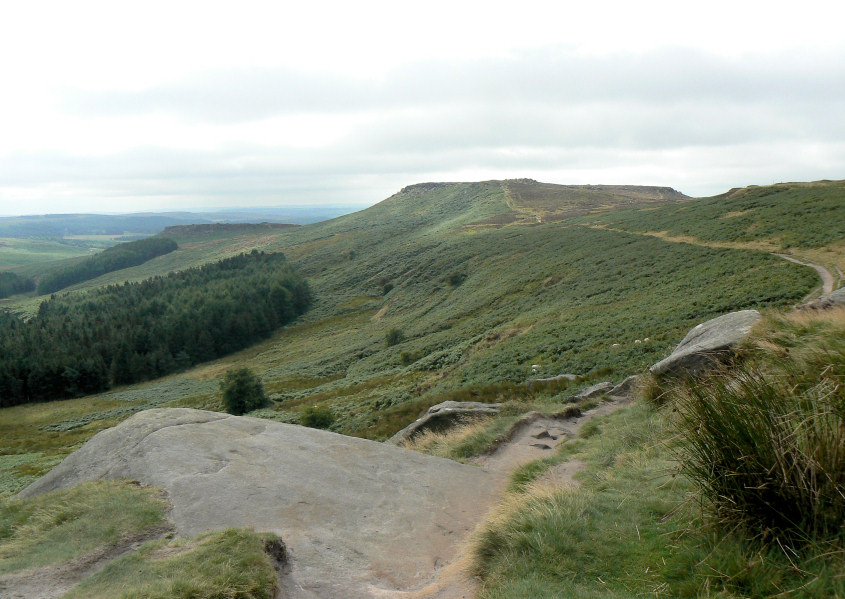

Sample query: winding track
[774,253,835,295]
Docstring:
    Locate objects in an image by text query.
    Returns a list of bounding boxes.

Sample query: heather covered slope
[0,179,834,495]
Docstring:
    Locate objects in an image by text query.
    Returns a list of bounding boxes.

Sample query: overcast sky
[1,0,844,215]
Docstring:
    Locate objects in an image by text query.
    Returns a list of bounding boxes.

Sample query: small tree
[220,367,266,415]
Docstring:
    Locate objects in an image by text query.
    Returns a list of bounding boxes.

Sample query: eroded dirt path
[385,396,630,599]
[475,399,626,475]
[774,253,835,295]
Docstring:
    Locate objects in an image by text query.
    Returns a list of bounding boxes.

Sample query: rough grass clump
[674,326,845,543]
[64,528,282,599]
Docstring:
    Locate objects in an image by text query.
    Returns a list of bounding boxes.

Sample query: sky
[1,0,844,216]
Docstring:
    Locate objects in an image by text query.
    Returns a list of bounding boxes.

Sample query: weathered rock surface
[572,382,613,401]
[388,400,502,445]
[18,408,498,598]
[650,310,761,376]
[608,375,640,398]
[798,287,845,311]
[527,373,579,386]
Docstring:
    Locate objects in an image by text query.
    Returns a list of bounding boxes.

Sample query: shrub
[446,271,466,287]
[220,368,267,415]
[385,328,404,347]
[381,282,394,295]
[673,352,845,543]
[300,405,335,429]
[399,351,420,366]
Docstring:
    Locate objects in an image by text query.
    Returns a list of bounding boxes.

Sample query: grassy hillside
[584,179,845,282]
[0,179,834,496]
[469,307,845,599]
[0,178,843,597]
[0,237,108,273]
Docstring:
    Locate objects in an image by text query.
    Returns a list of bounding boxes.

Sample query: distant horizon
[2,174,843,218]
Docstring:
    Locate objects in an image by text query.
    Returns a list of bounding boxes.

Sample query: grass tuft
[673,329,845,544]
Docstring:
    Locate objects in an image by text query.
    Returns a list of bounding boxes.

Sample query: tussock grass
[64,528,281,599]
[0,480,169,574]
[470,402,688,597]
[401,416,518,460]
[674,308,845,544]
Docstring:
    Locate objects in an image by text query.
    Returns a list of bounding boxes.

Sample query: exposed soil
[475,399,626,474]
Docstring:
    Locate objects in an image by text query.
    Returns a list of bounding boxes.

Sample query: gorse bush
[300,404,335,429]
[673,340,845,543]
[385,328,404,347]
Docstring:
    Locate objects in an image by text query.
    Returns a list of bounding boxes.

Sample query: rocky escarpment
[19,408,497,599]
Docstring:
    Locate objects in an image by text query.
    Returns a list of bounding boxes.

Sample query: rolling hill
[0,178,836,492]
[1,177,843,598]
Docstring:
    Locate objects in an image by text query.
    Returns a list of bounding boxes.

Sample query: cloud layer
[2,35,844,214]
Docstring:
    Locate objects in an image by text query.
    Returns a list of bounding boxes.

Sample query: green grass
[0,237,110,272]
[472,309,845,598]
[64,528,281,599]
[586,179,845,250]
[0,479,281,598]
[0,480,169,574]
[0,180,825,495]
[471,402,690,598]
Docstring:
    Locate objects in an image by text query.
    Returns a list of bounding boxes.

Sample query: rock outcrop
[388,400,502,445]
[650,310,761,376]
[571,382,613,401]
[608,375,640,398]
[798,287,845,311]
[527,373,579,386]
[18,408,498,598]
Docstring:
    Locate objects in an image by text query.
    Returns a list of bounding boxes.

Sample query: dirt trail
[774,253,835,295]
[475,399,626,475]
[385,396,630,599]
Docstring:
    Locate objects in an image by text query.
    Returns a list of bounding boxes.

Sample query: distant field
[0,237,104,272]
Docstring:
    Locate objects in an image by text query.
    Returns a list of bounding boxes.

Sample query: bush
[446,271,466,287]
[300,405,335,429]
[399,351,420,366]
[220,368,267,415]
[385,328,404,347]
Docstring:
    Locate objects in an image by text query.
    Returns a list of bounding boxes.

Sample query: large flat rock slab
[19,408,498,598]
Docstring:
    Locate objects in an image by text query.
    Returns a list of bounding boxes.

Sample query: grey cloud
[64,47,845,123]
